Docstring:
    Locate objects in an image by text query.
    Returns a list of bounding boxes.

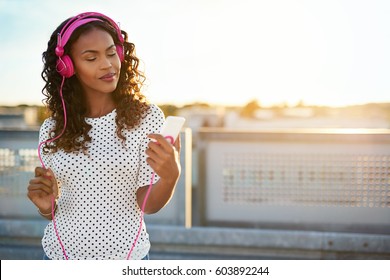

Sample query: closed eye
[81,45,117,61]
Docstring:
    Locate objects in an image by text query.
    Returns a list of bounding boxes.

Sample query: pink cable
[38,76,68,260]
[127,172,155,260]
[126,136,174,259]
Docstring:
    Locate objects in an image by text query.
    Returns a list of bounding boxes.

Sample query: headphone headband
[58,12,124,49]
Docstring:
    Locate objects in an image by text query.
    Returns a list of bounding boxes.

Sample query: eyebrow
[81,44,116,55]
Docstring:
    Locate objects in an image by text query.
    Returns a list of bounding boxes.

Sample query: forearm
[138,176,179,214]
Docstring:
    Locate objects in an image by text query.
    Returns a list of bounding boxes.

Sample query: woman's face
[70,28,121,97]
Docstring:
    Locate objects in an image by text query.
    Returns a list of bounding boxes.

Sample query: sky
[0,0,389,107]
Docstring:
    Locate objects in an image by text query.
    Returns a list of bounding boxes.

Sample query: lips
[99,73,116,80]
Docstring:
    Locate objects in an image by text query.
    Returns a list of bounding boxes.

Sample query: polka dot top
[39,104,164,260]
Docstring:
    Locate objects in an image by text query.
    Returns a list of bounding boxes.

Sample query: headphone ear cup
[116,45,124,62]
[56,55,74,78]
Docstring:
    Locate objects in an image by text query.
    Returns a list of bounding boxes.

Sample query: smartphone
[159,116,186,144]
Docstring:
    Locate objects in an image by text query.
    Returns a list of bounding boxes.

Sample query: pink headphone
[55,12,125,78]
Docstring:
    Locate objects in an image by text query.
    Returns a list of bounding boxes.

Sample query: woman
[27,12,181,260]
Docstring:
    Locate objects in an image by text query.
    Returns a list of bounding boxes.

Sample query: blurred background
[0,0,389,259]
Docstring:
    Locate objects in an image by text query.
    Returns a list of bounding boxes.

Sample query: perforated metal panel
[202,132,390,229]
[0,148,38,193]
[0,148,40,217]
[222,153,390,208]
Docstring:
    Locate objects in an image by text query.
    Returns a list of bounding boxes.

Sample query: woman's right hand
[27,167,58,218]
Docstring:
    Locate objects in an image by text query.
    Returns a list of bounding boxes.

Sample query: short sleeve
[137,104,165,187]
[38,118,55,169]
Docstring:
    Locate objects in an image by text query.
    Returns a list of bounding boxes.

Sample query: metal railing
[197,128,390,234]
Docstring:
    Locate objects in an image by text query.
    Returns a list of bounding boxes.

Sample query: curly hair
[41,15,150,154]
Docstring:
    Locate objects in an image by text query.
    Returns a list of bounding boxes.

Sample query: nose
[100,57,112,69]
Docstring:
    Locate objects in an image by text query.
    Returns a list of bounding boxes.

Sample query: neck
[87,106,116,118]
[85,95,116,118]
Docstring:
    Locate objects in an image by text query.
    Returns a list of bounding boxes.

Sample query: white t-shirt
[39,104,164,260]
